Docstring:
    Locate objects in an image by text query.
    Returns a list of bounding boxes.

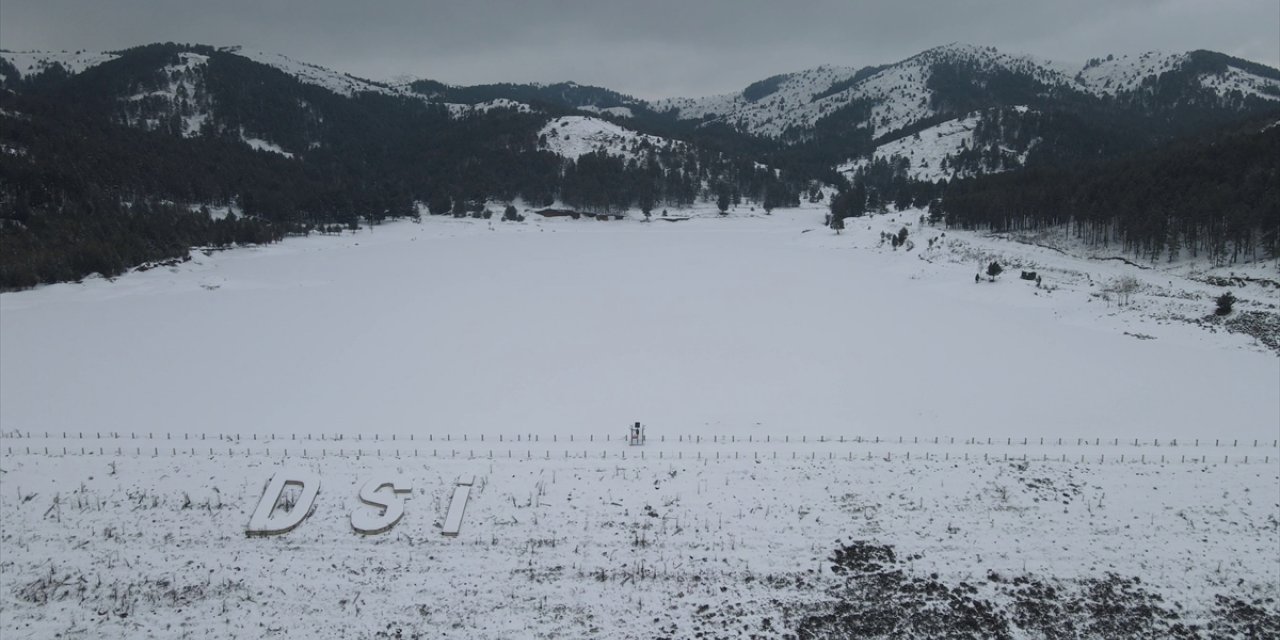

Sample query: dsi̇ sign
[245,471,474,537]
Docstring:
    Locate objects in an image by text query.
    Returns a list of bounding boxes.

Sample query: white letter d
[246,471,320,537]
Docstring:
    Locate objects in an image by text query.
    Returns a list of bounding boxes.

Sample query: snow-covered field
[2,203,1278,637]
[2,203,1275,440]
[1,450,1275,638]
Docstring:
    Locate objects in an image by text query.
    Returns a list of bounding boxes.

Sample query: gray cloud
[2,0,1276,99]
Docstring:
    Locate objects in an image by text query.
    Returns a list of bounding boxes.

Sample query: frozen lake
[2,206,1276,441]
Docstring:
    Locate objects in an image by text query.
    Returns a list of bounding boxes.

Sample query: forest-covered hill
[1,42,1277,289]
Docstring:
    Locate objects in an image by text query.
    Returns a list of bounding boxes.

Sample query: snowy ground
[1,203,1275,440]
[2,202,1278,638]
[1,449,1276,638]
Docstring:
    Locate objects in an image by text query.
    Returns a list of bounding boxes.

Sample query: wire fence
[1,430,1275,449]
[0,442,1273,466]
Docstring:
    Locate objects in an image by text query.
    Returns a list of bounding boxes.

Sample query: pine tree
[986,261,1003,281]
[1215,291,1235,316]
[638,191,654,220]
[428,193,452,216]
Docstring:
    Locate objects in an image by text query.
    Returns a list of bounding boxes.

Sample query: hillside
[538,115,680,161]
[933,115,1280,264]
[0,44,806,288]
[657,43,1280,142]
[1,42,1277,289]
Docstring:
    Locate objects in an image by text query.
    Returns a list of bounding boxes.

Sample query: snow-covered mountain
[0,45,549,159]
[654,43,1280,142]
[650,64,865,137]
[652,44,1050,139]
[228,47,412,98]
[6,42,1275,161]
[0,49,121,82]
[2,41,1277,294]
[232,49,548,122]
[656,44,1280,184]
[650,44,1067,139]
[1072,51,1187,95]
[4,41,1275,201]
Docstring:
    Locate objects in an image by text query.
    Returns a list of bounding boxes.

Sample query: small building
[536,208,581,219]
[535,208,627,221]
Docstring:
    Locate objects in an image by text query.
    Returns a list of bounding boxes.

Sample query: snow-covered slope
[852,44,1072,139]
[229,48,537,118]
[653,44,1077,139]
[1199,63,1280,101]
[445,98,535,117]
[839,106,1040,182]
[539,115,676,160]
[107,51,295,153]
[651,64,863,137]
[2,47,538,117]
[578,105,634,118]
[118,51,213,137]
[226,47,412,98]
[655,44,1280,140]
[839,112,982,182]
[26,47,522,120]
[1073,51,1186,95]
[0,49,119,80]
[1073,51,1280,100]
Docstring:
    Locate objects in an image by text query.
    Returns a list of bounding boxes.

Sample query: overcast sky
[2,0,1277,99]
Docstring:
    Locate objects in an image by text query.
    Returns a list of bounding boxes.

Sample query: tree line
[935,118,1279,263]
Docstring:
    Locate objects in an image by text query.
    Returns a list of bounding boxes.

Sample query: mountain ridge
[4,40,1276,188]
[7,42,1276,113]
[2,42,1276,289]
